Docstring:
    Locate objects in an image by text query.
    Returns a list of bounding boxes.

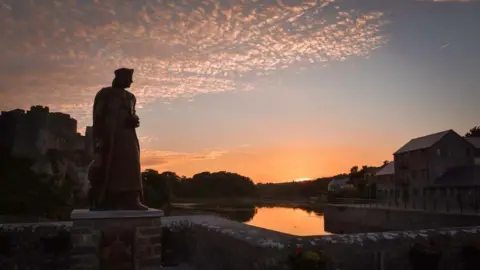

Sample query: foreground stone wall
[2,215,480,270]
[295,225,480,270]
[0,222,72,270]
[162,215,480,270]
[324,204,480,233]
[162,216,293,270]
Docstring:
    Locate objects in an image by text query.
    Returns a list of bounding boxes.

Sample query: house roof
[394,130,453,154]
[466,137,480,149]
[434,165,480,187]
[375,162,395,176]
[328,177,350,186]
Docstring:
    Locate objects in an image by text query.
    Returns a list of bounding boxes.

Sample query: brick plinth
[70,209,164,270]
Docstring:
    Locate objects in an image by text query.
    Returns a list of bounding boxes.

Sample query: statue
[88,68,148,210]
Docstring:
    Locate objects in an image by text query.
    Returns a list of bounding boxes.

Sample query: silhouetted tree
[142,169,177,208]
[174,171,256,198]
[466,126,480,137]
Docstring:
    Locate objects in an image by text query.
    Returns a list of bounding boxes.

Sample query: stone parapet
[162,215,480,270]
[162,216,294,270]
[0,222,72,270]
[3,214,480,269]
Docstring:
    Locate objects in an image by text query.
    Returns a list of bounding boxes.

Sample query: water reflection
[246,207,329,236]
[170,204,329,236]
[219,207,257,223]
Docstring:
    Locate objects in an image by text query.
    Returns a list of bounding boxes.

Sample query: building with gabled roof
[394,130,453,154]
[466,137,480,165]
[328,177,352,192]
[393,129,475,188]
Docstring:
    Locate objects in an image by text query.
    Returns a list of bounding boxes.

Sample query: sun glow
[294,177,312,182]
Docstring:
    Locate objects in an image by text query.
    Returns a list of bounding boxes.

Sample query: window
[436,148,441,156]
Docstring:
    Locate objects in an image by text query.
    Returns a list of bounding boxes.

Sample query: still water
[245,207,329,236]
[172,204,330,236]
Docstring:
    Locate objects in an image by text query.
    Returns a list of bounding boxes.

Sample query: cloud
[430,0,475,2]
[140,148,230,169]
[0,0,387,129]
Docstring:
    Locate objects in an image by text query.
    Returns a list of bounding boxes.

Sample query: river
[171,204,329,236]
[246,207,329,236]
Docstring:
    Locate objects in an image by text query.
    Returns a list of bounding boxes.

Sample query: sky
[0,0,479,183]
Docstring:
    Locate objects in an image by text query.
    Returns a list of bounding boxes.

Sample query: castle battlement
[0,106,89,159]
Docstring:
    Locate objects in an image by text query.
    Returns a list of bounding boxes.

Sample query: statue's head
[112,68,134,89]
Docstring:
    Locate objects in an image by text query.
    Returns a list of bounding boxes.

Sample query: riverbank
[171,197,325,213]
[324,204,480,233]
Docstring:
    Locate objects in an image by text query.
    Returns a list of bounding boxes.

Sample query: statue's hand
[126,115,140,128]
[133,115,140,128]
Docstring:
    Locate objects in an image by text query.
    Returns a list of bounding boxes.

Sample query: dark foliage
[465,126,480,137]
[0,153,78,219]
[142,169,177,208]
[408,242,441,270]
[256,177,333,199]
[175,171,256,198]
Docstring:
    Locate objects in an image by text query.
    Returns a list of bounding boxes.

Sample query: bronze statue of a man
[88,68,148,210]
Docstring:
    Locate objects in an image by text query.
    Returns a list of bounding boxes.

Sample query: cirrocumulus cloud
[0,0,387,128]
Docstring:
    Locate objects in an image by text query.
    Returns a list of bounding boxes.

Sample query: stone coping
[162,215,295,249]
[327,203,480,216]
[0,221,72,232]
[162,215,480,249]
[71,208,164,220]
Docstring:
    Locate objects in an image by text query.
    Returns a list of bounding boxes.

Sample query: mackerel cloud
[0,0,387,127]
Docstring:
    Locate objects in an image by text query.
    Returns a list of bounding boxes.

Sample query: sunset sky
[0,0,479,182]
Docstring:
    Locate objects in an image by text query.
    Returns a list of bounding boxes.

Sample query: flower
[304,251,322,261]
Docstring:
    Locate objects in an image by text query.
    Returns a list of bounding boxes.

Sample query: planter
[289,249,327,270]
[409,243,441,270]
[462,244,480,270]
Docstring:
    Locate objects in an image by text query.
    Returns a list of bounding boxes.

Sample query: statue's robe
[89,87,142,208]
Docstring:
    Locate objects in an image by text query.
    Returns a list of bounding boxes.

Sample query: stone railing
[162,215,480,270]
[2,216,480,270]
[0,222,72,270]
[162,216,294,270]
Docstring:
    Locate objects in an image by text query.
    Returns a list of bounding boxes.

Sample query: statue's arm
[130,93,140,128]
[92,90,107,141]
[131,93,137,116]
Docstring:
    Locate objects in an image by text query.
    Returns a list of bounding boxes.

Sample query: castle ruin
[0,105,93,159]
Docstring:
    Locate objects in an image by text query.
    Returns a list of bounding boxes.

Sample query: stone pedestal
[70,209,164,270]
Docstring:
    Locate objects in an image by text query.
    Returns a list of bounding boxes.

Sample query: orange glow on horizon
[140,143,396,183]
[294,177,312,182]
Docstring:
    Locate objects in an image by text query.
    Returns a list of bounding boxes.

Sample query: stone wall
[295,225,480,270]
[162,216,293,270]
[3,215,480,270]
[324,204,480,233]
[163,215,480,270]
[0,222,72,270]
